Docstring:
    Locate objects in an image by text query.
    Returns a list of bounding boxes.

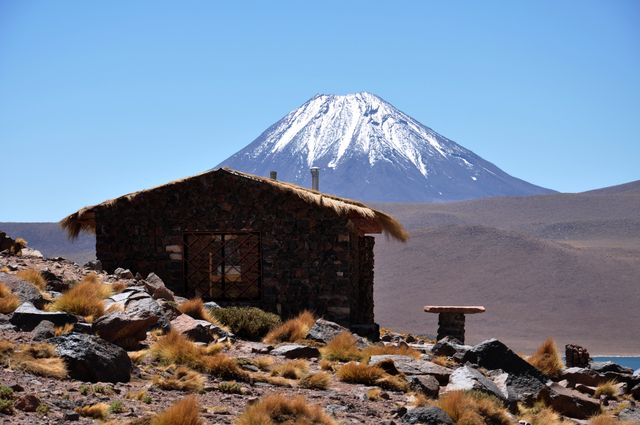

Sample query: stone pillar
[437,313,466,343]
[565,344,590,368]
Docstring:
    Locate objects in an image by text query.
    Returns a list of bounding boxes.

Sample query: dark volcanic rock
[432,336,471,358]
[462,339,544,379]
[10,302,77,331]
[270,344,320,359]
[306,318,368,348]
[369,355,453,385]
[31,320,56,341]
[562,367,610,387]
[491,370,546,406]
[142,272,175,301]
[589,361,633,375]
[14,394,41,412]
[170,314,216,343]
[401,406,453,424]
[49,333,132,383]
[407,375,440,398]
[541,382,600,419]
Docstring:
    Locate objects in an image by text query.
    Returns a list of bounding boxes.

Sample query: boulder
[618,407,640,422]
[142,273,174,301]
[540,382,600,419]
[21,248,43,258]
[40,270,69,292]
[270,344,320,359]
[431,336,471,358]
[590,361,634,375]
[49,333,132,383]
[444,365,506,401]
[407,375,440,398]
[369,355,453,385]
[631,383,640,400]
[31,320,56,341]
[490,370,546,406]
[307,318,368,347]
[157,299,182,321]
[0,272,45,308]
[84,260,102,271]
[10,302,77,331]
[170,314,217,343]
[462,339,545,380]
[401,406,453,425]
[562,367,610,387]
[14,394,41,412]
[114,268,134,279]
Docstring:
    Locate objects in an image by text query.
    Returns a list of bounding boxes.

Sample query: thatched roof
[60,168,409,242]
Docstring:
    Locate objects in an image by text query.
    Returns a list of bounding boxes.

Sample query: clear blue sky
[1,1,638,221]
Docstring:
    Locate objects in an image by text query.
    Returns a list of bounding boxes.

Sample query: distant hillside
[374,182,640,354]
[0,223,94,265]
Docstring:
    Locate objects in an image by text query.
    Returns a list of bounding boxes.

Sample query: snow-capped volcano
[218,92,554,201]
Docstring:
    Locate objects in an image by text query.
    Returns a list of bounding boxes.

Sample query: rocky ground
[0,249,639,425]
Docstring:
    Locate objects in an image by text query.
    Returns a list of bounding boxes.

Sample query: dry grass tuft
[54,323,74,336]
[320,332,362,362]
[518,401,567,425]
[10,342,67,379]
[0,266,9,273]
[202,353,249,381]
[367,388,383,401]
[218,381,244,394]
[337,362,385,386]
[128,349,149,364]
[407,391,430,407]
[179,298,214,322]
[431,355,458,368]
[253,355,275,371]
[0,282,20,314]
[150,395,203,425]
[299,371,331,390]
[16,269,46,290]
[153,366,205,392]
[270,359,309,380]
[319,359,336,371]
[375,374,409,392]
[362,344,420,361]
[263,310,315,344]
[236,394,337,425]
[527,337,564,377]
[588,414,636,425]
[437,391,511,425]
[76,403,109,419]
[47,274,111,319]
[594,381,619,398]
[252,373,295,387]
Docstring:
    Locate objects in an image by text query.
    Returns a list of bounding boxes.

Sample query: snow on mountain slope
[218,92,554,202]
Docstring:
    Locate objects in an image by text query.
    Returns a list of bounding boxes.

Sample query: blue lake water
[592,356,640,371]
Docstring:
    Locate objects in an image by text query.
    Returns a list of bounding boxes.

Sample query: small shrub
[47,274,111,319]
[92,384,113,395]
[270,359,309,379]
[36,403,49,416]
[299,372,331,390]
[337,362,385,386]
[589,414,636,425]
[263,310,315,344]
[594,381,619,398]
[321,332,362,362]
[210,306,281,341]
[153,366,205,392]
[527,337,564,377]
[218,381,243,394]
[0,385,14,415]
[236,394,336,425]
[76,402,109,419]
[0,282,20,314]
[150,395,202,425]
[79,384,91,395]
[127,390,152,404]
[109,400,124,414]
[437,391,511,425]
[16,269,46,290]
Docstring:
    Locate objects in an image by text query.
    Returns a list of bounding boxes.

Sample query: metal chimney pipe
[270,171,277,180]
[310,167,320,191]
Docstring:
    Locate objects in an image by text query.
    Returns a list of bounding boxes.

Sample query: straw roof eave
[60,168,409,242]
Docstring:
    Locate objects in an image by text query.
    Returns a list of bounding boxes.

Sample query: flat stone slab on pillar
[424,305,486,344]
[423,306,486,314]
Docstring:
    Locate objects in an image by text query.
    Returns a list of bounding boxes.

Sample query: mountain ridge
[218,92,554,202]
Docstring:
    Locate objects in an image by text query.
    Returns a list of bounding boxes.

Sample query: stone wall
[94,171,376,331]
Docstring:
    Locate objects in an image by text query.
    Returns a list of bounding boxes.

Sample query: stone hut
[61,168,408,337]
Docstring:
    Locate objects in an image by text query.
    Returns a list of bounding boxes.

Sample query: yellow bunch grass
[263,310,315,344]
[236,394,337,425]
